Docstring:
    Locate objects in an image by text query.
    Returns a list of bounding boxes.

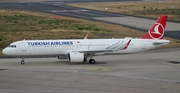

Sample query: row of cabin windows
[27,44,135,47]
[27,44,107,47]
[8,44,134,48]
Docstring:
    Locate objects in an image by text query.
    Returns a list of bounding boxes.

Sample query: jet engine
[68,52,84,62]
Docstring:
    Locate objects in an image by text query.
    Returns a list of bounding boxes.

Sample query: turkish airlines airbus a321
[2,15,170,64]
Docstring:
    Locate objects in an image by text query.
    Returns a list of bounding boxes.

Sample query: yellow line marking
[86,68,99,71]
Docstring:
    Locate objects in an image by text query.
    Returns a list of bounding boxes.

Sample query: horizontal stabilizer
[153,40,170,45]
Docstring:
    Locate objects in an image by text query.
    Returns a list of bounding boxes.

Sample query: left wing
[77,39,131,53]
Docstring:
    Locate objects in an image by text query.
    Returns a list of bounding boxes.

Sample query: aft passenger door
[141,40,146,49]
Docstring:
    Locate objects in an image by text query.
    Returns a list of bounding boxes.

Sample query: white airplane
[2,15,170,64]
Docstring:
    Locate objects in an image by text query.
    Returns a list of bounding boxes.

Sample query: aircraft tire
[21,61,25,64]
[89,59,95,64]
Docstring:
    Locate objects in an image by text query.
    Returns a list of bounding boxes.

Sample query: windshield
[8,45,17,48]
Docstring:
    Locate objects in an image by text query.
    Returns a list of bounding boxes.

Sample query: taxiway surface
[0,48,180,93]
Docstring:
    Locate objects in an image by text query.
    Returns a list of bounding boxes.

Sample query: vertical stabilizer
[142,15,168,39]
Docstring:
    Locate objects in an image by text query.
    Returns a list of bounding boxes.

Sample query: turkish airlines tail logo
[152,24,163,35]
[142,15,168,39]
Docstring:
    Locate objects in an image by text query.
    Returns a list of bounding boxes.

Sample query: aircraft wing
[73,39,132,54]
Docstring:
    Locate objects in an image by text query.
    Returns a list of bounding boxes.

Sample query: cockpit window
[13,45,16,48]
[8,45,16,48]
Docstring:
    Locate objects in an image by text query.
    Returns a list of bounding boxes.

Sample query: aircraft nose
[2,48,8,55]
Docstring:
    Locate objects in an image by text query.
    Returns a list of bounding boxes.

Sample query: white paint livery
[2,15,170,64]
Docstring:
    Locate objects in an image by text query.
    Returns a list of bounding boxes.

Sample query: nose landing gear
[21,57,25,64]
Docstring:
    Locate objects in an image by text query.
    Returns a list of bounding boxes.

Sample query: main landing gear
[21,57,25,64]
[83,57,87,62]
[89,59,95,64]
[84,57,95,64]
[88,54,96,64]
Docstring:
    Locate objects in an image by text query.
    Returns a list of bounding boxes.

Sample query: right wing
[84,32,90,39]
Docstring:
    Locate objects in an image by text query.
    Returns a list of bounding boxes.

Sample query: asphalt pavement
[0,47,180,93]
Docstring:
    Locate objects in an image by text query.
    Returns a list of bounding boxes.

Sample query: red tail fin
[142,15,168,39]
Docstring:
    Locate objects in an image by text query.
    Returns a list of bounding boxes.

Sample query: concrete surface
[94,16,180,31]
[0,48,180,93]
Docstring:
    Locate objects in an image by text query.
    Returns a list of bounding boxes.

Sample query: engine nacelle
[68,52,84,62]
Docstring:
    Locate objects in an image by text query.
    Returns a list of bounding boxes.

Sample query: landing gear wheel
[89,59,95,64]
[21,61,25,64]
[21,57,25,65]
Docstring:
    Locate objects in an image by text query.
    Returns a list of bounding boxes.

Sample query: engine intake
[68,52,84,62]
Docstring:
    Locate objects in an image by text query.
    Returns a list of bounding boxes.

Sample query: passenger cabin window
[8,45,16,48]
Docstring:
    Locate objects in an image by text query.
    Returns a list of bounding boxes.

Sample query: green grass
[0,14,109,50]
[139,8,180,15]
[0,14,104,32]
